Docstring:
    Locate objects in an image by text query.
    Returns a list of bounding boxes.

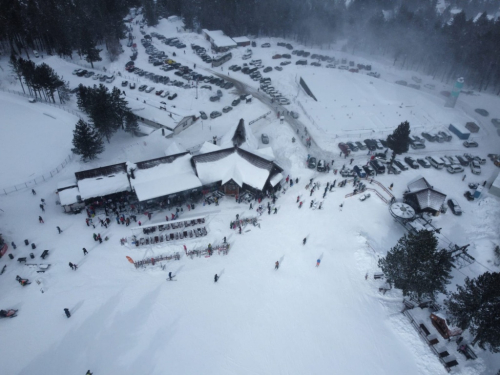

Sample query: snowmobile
[359,193,371,201]
[0,309,18,318]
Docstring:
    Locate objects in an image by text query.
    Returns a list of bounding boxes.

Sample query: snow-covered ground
[0,16,499,375]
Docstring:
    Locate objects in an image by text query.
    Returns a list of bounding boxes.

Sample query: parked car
[370,159,386,174]
[410,141,425,150]
[280,61,291,66]
[232,98,241,106]
[121,80,128,87]
[394,159,408,171]
[168,93,177,100]
[387,164,401,175]
[200,85,212,90]
[155,90,164,96]
[447,199,462,215]
[470,160,481,175]
[160,91,169,98]
[199,111,208,120]
[263,67,273,73]
[353,165,366,178]
[290,111,299,119]
[338,142,350,155]
[210,111,222,119]
[421,132,437,142]
[296,60,308,65]
[346,142,359,152]
[456,155,469,167]
[209,95,220,102]
[362,165,375,176]
[463,140,478,148]
[261,133,269,144]
[404,157,419,169]
[355,141,367,150]
[221,106,232,113]
[363,139,377,151]
[447,165,464,174]
[417,158,431,168]
[261,43,271,48]
[129,82,136,89]
[316,159,326,172]
[138,84,147,91]
[145,86,155,93]
[308,157,317,169]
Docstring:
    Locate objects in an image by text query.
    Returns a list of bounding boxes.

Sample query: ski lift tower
[445,77,464,108]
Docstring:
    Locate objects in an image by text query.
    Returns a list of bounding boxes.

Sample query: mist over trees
[2,0,500,93]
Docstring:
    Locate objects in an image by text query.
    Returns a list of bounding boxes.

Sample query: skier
[83,248,88,255]
[11,241,17,249]
[319,202,323,210]
[389,183,393,190]
[350,158,354,165]
[57,226,62,234]
[64,308,71,318]
[316,259,321,267]
[303,237,307,245]
[86,371,93,375]
[69,262,74,270]
[249,203,253,210]
[93,233,97,241]
[295,178,299,184]
[239,227,242,234]
[168,272,173,280]
[38,216,44,223]
[297,196,300,203]
[40,204,45,212]
[299,201,303,208]
[268,207,271,215]
[274,207,277,214]
[236,214,239,220]
[214,274,219,283]
[32,189,36,195]
[223,236,226,244]
[275,261,279,270]
[310,200,314,208]
[462,175,466,181]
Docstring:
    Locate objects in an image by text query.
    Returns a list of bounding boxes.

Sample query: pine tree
[9,54,25,94]
[386,121,410,167]
[71,119,104,161]
[494,245,500,266]
[445,272,500,352]
[124,111,139,135]
[378,230,453,301]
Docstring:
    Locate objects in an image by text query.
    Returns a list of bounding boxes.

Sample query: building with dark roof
[403,177,446,215]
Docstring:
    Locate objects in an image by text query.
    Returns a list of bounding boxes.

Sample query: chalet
[403,177,446,215]
[202,29,237,53]
[232,36,251,47]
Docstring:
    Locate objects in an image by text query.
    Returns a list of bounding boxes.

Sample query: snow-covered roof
[254,147,275,161]
[78,172,131,200]
[165,141,187,156]
[128,100,190,130]
[220,119,258,150]
[269,173,284,187]
[232,36,250,44]
[131,154,202,201]
[192,148,279,191]
[411,189,447,212]
[407,176,432,193]
[198,141,221,154]
[491,174,500,190]
[202,29,237,48]
[58,187,80,206]
[57,179,77,190]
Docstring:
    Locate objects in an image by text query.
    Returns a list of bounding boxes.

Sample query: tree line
[72,84,139,161]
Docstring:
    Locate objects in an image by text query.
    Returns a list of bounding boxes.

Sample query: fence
[296,100,316,127]
[0,87,84,119]
[249,111,272,125]
[1,154,74,195]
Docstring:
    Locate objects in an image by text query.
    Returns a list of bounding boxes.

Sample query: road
[210,71,336,163]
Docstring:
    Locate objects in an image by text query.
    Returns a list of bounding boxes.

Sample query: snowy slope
[0,15,499,375]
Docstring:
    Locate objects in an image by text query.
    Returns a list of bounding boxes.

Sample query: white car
[160,91,169,98]
[470,160,481,175]
[145,86,155,93]
[447,165,464,174]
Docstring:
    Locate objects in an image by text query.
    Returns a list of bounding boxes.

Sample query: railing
[249,111,272,125]
[1,154,74,195]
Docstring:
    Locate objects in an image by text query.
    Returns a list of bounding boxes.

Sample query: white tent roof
[232,36,250,44]
[57,179,77,190]
[78,173,130,200]
[195,151,270,191]
[59,187,80,206]
[269,173,284,187]
[131,154,202,201]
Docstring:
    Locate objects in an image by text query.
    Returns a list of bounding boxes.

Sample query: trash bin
[31,243,36,249]
[24,239,29,246]
[30,253,35,259]
[8,254,14,259]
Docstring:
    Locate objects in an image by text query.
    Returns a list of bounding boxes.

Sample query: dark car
[209,95,220,102]
[282,54,291,59]
[296,60,307,65]
[355,141,367,150]
[263,67,273,73]
[200,85,212,90]
[456,155,469,166]
[286,44,293,50]
[168,93,178,100]
[394,159,408,171]
[222,106,233,113]
[362,165,375,176]
[121,80,128,87]
[210,111,222,119]
[404,157,419,169]
[232,98,241,106]
[353,165,366,178]
[308,157,317,169]
[463,140,478,148]
[363,139,377,151]
[421,132,437,142]
[199,111,208,120]
[317,159,326,172]
[280,61,291,66]
[224,82,234,89]
[370,159,386,174]
[447,199,462,216]
[346,142,359,152]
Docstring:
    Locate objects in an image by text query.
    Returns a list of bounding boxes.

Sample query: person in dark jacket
[275,261,279,270]
[64,308,71,318]
[303,237,307,245]
[69,262,74,270]
[57,226,62,234]
[39,216,44,223]
[214,274,218,283]
[83,248,88,255]
[32,189,36,195]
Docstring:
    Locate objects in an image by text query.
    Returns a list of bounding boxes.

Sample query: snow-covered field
[0,16,499,375]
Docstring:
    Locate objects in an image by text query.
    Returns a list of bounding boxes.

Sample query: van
[353,165,366,178]
[242,53,251,60]
[370,159,386,174]
[426,156,444,169]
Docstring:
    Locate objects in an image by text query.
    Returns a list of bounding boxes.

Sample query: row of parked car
[72,69,115,83]
[191,43,213,64]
